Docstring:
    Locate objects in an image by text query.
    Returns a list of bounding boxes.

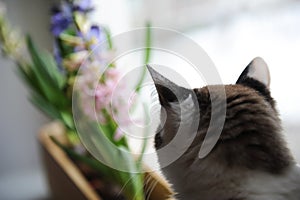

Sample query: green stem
[136,103,150,169]
[135,22,151,94]
[103,26,113,50]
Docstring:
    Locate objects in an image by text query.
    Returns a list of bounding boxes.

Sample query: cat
[148,57,300,200]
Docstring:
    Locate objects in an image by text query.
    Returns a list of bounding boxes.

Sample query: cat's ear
[147,65,191,107]
[236,58,275,106]
[236,57,270,88]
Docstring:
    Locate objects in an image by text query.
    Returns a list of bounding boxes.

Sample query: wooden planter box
[38,122,173,200]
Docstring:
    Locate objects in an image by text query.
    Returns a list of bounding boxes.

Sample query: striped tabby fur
[148,57,300,200]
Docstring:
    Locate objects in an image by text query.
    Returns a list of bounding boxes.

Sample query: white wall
[129,0,294,31]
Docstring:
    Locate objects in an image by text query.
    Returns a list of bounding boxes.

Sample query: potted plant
[0,1,173,199]
[39,122,173,200]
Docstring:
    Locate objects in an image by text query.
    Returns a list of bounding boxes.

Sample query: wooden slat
[39,122,101,200]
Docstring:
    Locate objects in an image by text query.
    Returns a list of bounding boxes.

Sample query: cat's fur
[148,57,300,200]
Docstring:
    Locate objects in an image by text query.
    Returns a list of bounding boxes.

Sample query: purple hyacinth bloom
[89,25,100,39]
[87,25,103,49]
[73,0,94,13]
[51,13,72,36]
[50,2,73,37]
[75,25,102,51]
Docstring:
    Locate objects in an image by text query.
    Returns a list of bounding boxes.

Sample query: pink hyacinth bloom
[113,127,123,141]
[77,62,136,142]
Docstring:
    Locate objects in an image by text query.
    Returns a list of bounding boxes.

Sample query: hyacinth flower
[1,0,152,199]
[51,2,152,199]
[50,2,73,37]
[51,1,134,144]
[72,0,94,13]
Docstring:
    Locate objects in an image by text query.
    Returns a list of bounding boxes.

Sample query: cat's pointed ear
[236,58,275,106]
[236,57,270,88]
[147,65,191,107]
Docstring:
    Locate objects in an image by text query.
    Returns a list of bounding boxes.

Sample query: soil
[71,157,126,200]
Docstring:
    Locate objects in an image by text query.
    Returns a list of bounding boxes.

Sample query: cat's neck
[162,152,246,200]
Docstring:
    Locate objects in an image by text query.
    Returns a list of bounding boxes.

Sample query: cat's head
[148,57,294,174]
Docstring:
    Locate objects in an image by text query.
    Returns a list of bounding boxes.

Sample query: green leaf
[26,36,68,107]
[136,103,150,168]
[135,22,152,93]
[103,26,113,50]
[60,111,75,130]
[29,92,61,120]
[39,52,66,89]
[97,109,128,148]
[117,146,145,200]
[15,63,42,94]
[144,22,152,64]
[66,130,80,145]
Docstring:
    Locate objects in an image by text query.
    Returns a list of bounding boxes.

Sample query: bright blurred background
[1,0,300,199]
